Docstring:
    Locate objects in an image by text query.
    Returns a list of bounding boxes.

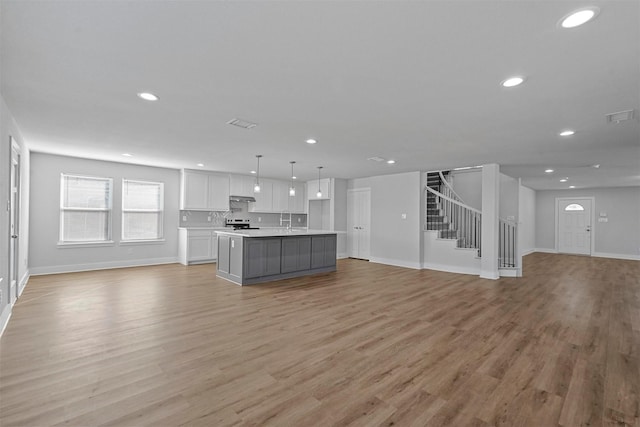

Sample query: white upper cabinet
[307,178,331,200]
[181,170,229,211]
[271,180,289,213]
[229,174,256,198]
[250,179,273,212]
[290,182,306,213]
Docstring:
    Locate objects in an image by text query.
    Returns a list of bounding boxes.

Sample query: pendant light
[289,161,296,196]
[316,166,323,198]
[254,155,262,193]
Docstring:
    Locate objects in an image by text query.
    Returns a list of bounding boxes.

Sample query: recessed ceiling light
[197,163,204,167]
[569,185,576,189]
[122,153,133,157]
[137,92,159,101]
[559,178,568,182]
[387,160,396,164]
[591,164,601,168]
[560,7,599,29]
[502,77,525,88]
[250,170,256,174]
[306,139,317,144]
[559,130,575,137]
[545,169,554,173]
[292,176,297,180]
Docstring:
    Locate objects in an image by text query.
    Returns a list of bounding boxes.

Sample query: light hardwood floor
[1,253,638,426]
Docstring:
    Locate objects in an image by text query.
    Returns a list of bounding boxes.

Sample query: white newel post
[481,163,500,279]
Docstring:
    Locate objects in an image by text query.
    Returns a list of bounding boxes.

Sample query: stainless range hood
[229,195,256,203]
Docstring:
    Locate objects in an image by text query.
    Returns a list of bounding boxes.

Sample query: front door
[557,198,592,255]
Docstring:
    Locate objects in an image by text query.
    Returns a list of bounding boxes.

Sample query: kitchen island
[215,229,337,285]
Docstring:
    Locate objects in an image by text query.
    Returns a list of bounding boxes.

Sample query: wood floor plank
[0,253,638,426]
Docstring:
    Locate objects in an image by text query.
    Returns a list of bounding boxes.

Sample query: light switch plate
[401,213,407,219]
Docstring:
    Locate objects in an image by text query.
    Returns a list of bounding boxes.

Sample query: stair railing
[499,218,518,268]
[438,171,465,204]
[425,185,482,252]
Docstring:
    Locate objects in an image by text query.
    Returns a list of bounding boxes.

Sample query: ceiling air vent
[227,118,257,129]
[606,109,635,124]
[367,157,385,162]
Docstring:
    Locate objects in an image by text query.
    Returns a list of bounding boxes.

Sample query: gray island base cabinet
[216,230,337,285]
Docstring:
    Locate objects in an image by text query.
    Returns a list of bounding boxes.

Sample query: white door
[347,189,371,260]
[557,198,592,255]
[9,140,21,303]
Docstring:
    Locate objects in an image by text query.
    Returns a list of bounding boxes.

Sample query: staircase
[425,171,481,253]
[425,172,455,238]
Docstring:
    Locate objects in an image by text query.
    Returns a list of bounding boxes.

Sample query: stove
[225,219,260,230]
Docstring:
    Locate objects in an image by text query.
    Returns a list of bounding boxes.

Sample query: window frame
[121,178,165,242]
[59,173,114,245]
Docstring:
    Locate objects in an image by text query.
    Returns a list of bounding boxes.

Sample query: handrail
[438,171,465,204]
[425,186,481,214]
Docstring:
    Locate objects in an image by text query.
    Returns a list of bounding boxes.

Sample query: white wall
[364,171,422,269]
[450,169,482,210]
[1,94,30,334]
[536,187,640,259]
[29,153,181,274]
[518,184,536,255]
[500,173,519,221]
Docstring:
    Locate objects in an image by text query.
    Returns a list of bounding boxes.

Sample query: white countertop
[215,228,338,237]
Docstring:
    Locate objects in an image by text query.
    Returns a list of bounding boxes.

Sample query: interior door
[358,190,371,260]
[347,189,371,260]
[557,198,592,255]
[9,140,20,303]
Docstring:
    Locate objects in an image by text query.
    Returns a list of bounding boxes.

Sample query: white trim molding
[369,257,422,270]
[30,257,179,276]
[18,270,29,297]
[592,252,640,261]
[534,248,559,254]
[422,262,480,276]
[0,305,11,338]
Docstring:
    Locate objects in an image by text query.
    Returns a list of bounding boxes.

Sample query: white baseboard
[592,252,640,261]
[30,257,180,276]
[368,257,422,270]
[422,262,480,276]
[337,252,348,259]
[534,248,558,254]
[521,248,536,256]
[480,270,500,280]
[499,268,521,277]
[18,270,30,297]
[0,305,11,338]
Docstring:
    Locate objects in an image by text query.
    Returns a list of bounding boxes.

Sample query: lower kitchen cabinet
[244,238,282,278]
[178,228,219,265]
[281,236,311,273]
[311,235,337,269]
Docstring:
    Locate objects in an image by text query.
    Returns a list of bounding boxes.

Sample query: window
[565,203,585,211]
[60,174,113,243]
[122,179,164,241]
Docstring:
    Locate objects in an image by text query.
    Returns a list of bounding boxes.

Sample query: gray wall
[500,173,519,221]
[365,171,422,268]
[450,169,482,210]
[518,184,536,255]
[29,153,181,274]
[536,187,640,257]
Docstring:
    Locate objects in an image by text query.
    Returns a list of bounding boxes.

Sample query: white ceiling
[1,0,639,190]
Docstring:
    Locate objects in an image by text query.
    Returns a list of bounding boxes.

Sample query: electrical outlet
[182,215,187,221]
[401,213,407,220]
[258,217,262,222]
[207,216,212,222]
[298,217,301,223]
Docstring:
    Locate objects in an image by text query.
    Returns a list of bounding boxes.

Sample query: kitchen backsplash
[179,210,307,228]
